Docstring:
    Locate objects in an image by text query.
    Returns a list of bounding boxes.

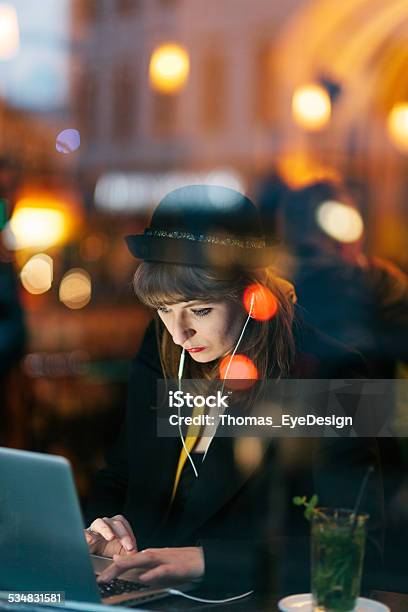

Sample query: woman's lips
[185,347,206,353]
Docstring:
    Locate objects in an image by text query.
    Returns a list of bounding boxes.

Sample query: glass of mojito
[311,508,368,612]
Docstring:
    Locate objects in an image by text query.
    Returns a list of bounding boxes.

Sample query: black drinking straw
[351,465,374,533]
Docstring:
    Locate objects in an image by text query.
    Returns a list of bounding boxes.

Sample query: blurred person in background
[258,176,408,591]
[258,178,408,376]
[0,158,26,446]
[84,185,384,597]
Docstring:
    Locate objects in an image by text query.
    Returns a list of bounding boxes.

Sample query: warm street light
[387,102,408,153]
[149,43,190,93]
[0,3,19,60]
[316,200,364,243]
[8,195,71,249]
[292,83,331,131]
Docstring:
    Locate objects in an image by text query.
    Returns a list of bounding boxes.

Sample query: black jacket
[86,317,383,595]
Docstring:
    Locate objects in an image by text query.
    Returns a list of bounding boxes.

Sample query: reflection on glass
[59,268,91,310]
[292,83,331,131]
[149,43,189,93]
[20,254,53,295]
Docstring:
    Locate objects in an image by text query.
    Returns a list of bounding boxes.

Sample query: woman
[85,185,381,595]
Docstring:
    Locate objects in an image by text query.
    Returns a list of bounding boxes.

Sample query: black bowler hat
[125,184,275,268]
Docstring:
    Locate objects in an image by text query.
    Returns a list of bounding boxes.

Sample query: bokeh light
[316,200,364,243]
[292,83,331,131]
[219,354,259,390]
[9,203,68,249]
[234,438,263,474]
[0,4,19,60]
[243,284,278,321]
[59,268,91,310]
[387,103,408,153]
[149,43,190,93]
[277,154,340,189]
[20,254,53,295]
[56,128,81,154]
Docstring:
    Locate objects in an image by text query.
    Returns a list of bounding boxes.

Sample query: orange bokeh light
[243,284,278,321]
[219,354,259,390]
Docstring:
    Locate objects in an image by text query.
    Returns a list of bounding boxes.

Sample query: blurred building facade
[70,0,408,269]
[70,0,299,177]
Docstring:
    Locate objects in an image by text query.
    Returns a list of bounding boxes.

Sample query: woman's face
[157,299,246,363]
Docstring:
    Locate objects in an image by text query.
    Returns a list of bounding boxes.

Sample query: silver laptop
[0,446,189,607]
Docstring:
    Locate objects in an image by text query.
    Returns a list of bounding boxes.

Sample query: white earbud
[178,347,185,380]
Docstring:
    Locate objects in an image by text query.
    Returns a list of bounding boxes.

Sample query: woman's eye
[157,306,170,314]
[192,308,212,317]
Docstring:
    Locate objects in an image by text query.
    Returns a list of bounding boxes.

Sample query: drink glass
[311,508,368,612]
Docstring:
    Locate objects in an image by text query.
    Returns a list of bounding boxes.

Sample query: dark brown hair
[133,262,296,385]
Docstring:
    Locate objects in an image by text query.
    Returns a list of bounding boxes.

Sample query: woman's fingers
[84,529,93,545]
[90,518,116,542]
[97,551,156,583]
[89,516,136,552]
[84,528,108,555]
[96,547,205,586]
[85,529,98,544]
[138,564,177,586]
[111,514,137,549]
[104,517,135,552]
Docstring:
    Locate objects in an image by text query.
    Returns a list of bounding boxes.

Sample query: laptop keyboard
[98,577,148,597]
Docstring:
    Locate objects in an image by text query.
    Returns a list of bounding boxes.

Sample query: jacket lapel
[172,435,271,543]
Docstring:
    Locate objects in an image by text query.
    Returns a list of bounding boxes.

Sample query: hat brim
[125,234,276,268]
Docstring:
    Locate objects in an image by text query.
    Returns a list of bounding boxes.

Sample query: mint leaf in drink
[309,494,318,508]
[292,494,320,521]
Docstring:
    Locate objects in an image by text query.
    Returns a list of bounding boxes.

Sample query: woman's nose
[171,318,195,346]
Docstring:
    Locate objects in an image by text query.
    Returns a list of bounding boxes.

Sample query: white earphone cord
[177,347,199,477]
[167,588,253,603]
[177,292,255,471]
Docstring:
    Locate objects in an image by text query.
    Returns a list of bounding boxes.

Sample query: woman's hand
[96,546,205,587]
[84,515,137,557]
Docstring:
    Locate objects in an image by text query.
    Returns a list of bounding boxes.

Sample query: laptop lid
[0,446,100,603]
